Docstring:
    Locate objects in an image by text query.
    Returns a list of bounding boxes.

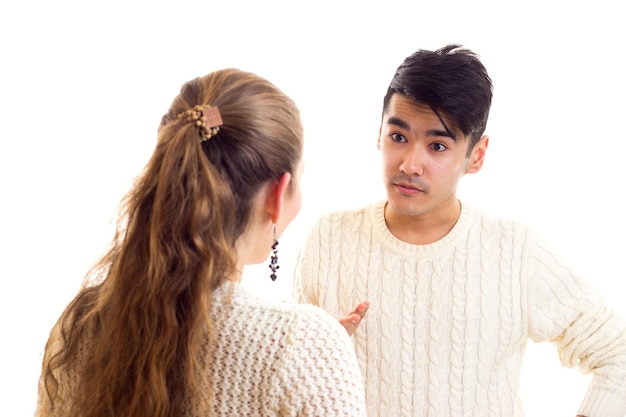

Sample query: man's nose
[399,144,425,176]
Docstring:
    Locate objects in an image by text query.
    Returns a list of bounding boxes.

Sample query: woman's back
[188,283,365,416]
[37,283,366,417]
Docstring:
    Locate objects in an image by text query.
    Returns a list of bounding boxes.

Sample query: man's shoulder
[305,201,383,241]
[463,204,532,234]
[317,200,382,222]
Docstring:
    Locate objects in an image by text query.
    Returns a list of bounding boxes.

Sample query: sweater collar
[371,199,474,258]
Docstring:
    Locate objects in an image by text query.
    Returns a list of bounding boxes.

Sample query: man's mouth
[393,181,424,194]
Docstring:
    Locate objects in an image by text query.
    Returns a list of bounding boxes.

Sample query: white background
[1,1,625,416]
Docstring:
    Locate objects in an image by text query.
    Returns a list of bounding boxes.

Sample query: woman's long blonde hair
[39,69,303,417]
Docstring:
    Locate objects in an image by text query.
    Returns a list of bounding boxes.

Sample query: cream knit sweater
[37,283,367,417]
[293,200,626,417]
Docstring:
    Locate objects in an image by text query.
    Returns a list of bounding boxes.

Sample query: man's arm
[526,233,626,417]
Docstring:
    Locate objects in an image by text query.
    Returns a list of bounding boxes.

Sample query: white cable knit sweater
[293,200,626,417]
[36,283,367,417]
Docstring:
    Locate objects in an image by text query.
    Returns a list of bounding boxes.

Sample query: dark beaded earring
[269,226,279,281]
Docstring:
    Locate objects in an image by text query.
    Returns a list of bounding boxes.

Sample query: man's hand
[338,301,370,336]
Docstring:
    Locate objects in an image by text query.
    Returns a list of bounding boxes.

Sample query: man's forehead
[383,94,469,142]
[385,96,451,127]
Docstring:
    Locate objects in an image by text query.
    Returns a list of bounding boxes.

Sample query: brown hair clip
[177,105,223,141]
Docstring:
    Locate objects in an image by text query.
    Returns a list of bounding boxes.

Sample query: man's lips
[393,182,424,194]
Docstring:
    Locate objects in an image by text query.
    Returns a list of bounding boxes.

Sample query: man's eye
[391,133,407,143]
[432,143,447,152]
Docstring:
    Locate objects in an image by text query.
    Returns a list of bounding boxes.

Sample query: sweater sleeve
[274,305,366,417]
[525,231,626,417]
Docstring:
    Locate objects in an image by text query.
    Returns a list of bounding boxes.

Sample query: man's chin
[386,198,426,218]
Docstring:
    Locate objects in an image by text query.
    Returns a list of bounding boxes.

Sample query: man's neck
[384,199,462,245]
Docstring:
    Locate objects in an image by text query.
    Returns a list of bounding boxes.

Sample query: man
[293,44,626,416]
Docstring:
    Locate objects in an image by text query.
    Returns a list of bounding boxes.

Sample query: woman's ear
[266,172,292,224]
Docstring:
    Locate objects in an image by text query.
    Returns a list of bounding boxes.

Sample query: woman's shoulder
[212,284,352,365]
[216,283,343,331]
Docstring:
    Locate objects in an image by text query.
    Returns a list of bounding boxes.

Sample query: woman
[36,69,366,417]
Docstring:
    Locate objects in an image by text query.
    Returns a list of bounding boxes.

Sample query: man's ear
[377,126,382,150]
[266,172,292,224]
[466,135,489,174]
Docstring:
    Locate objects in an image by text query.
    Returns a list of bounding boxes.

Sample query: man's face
[377,93,487,219]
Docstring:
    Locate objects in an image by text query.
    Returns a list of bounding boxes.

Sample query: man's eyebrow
[427,128,457,141]
[386,116,410,130]
[386,116,457,141]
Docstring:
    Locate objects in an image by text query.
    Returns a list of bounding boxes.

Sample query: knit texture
[37,282,367,417]
[293,200,626,417]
